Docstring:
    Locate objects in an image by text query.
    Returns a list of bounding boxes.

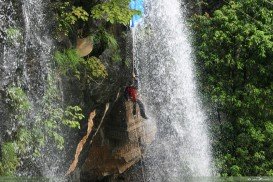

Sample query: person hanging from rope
[125,73,148,119]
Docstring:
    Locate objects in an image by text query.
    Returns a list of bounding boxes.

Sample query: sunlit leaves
[56,2,89,36]
[192,0,273,176]
[3,83,84,174]
[91,0,140,25]
[83,57,108,80]
[54,49,84,76]
[63,106,84,129]
[54,49,108,82]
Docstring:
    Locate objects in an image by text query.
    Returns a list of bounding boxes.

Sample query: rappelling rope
[132,29,138,78]
[132,28,146,182]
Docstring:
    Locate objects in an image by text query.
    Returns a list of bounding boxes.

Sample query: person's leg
[133,102,137,116]
[136,99,148,119]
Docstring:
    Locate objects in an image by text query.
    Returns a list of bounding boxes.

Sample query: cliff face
[0,0,201,179]
[59,24,157,180]
[76,99,156,181]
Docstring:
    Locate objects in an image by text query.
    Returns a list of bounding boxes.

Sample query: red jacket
[125,86,137,102]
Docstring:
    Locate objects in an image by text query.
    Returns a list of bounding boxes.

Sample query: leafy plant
[103,31,122,62]
[55,49,108,81]
[82,57,108,81]
[54,49,84,76]
[7,87,31,112]
[191,0,273,176]
[0,142,19,176]
[3,80,84,174]
[6,28,23,43]
[7,87,31,124]
[91,0,140,25]
[41,74,84,148]
[56,2,89,36]
[63,106,84,129]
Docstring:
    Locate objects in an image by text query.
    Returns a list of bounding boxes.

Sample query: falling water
[133,0,212,180]
[0,0,53,96]
[0,0,65,178]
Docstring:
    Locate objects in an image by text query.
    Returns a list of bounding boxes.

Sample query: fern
[54,49,84,76]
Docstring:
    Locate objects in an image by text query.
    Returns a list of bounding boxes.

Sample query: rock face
[76,37,93,57]
[80,99,156,181]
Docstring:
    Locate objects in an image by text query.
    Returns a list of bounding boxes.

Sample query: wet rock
[80,100,156,181]
[76,37,93,57]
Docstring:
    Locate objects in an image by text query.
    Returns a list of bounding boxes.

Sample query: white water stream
[0,0,63,178]
[133,0,212,180]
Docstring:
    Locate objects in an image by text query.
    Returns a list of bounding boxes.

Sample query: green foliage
[3,80,84,173]
[0,143,19,176]
[7,87,31,112]
[192,0,273,176]
[63,106,83,129]
[65,6,89,24]
[92,29,122,62]
[103,31,122,62]
[104,31,119,50]
[91,0,140,25]
[54,0,138,36]
[6,28,23,43]
[82,57,108,80]
[7,87,31,123]
[55,49,108,81]
[54,49,84,76]
[56,2,89,36]
[41,74,84,150]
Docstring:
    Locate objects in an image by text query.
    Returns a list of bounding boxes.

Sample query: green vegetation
[7,86,31,123]
[192,0,273,176]
[0,143,19,176]
[81,57,108,80]
[102,31,122,62]
[1,0,137,177]
[0,81,83,175]
[56,2,89,36]
[54,49,108,82]
[53,0,137,82]
[54,0,139,36]
[6,27,23,44]
[54,49,84,76]
[91,0,140,25]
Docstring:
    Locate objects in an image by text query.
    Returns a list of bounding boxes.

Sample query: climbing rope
[131,28,146,182]
[132,29,137,77]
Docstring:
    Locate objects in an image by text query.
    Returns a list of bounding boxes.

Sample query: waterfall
[133,0,212,180]
[0,0,65,178]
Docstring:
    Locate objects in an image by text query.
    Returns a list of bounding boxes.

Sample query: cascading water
[0,0,65,178]
[133,0,212,180]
